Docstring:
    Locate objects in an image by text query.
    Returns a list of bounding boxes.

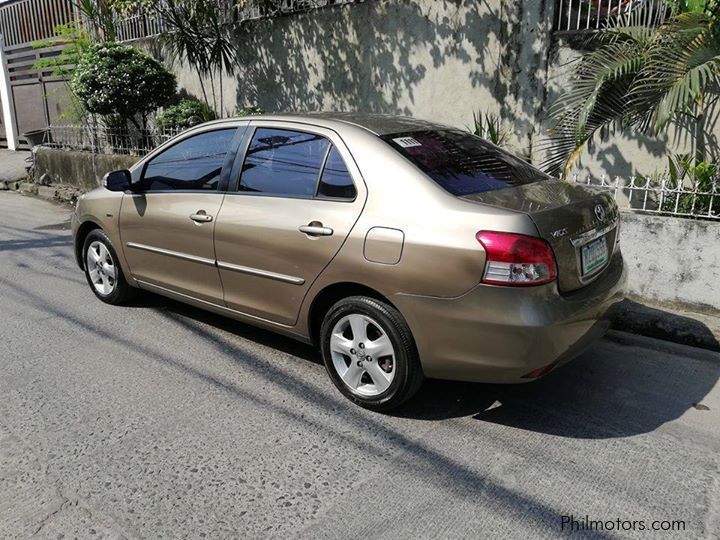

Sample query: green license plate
[581,237,609,275]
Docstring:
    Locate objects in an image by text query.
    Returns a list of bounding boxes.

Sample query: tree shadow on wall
[231,0,553,138]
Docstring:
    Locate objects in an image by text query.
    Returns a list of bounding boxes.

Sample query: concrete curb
[608,299,720,352]
[7,180,80,205]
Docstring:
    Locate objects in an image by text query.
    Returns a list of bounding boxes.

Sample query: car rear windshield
[381,129,550,196]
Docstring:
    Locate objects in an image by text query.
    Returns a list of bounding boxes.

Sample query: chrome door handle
[190,213,213,223]
[299,224,333,237]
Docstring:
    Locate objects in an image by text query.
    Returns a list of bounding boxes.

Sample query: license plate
[581,237,609,275]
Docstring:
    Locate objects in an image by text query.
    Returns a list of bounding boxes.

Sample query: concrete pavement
[0,191,719,539]
[0,149,30,186]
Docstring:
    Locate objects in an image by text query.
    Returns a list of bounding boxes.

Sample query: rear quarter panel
[297,128,537,335]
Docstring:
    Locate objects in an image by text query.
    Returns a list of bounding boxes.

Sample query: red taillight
[521,360,559,379]
[476,231,557,286]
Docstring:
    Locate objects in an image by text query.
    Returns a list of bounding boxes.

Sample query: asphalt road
[1,191,719,539]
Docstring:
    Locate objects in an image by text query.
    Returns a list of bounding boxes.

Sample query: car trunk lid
[462,180,619,292]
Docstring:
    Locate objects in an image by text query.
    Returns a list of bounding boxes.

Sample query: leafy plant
[235,0,285,16]
[236,105,264,116]
[156,98,217,129]
[32,24,92,122]
[636,154,719,216]
[677,0,715,14]
[108,0,155,14]
[71,42,177,130]
[471,111,509,147]
[151,0,237,117]
[76,0,117,41]
[33,24,90,77]
[543,5,720,177]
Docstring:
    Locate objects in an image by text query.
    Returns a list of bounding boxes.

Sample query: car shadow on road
[136,292,719,440]
[130,292,322,365]
[397,332,720,439]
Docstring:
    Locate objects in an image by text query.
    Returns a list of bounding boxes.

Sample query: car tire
[320,295,424,411]
[82,229,135,305]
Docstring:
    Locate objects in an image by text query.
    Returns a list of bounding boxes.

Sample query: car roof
[204,112,450,136]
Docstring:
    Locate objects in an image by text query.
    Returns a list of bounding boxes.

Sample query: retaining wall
[33,147,137,190]
[619,212,720,312]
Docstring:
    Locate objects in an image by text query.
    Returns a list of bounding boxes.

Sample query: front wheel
[83,229,135,305]
[320,296,424,411]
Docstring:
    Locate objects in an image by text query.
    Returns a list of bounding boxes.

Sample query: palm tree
[542,2,720,177]
[128,0,236,117]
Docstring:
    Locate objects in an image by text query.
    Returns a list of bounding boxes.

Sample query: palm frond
[542,5,720,175]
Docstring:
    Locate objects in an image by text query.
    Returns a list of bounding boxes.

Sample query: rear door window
[317,145,356,200]
[381,129,550,196]
[239,128,330,197]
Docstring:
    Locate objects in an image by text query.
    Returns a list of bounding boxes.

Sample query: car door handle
[299,223,333,237]
[190,213,213,223]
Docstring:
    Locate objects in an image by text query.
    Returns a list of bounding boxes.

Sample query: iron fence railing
[556,0,671,32]
[114,0,359,43]
[0,0,360,48]
[0,0,77,48]
[572,174,720,220]
[42,124,185,156]
[237,0,358,21]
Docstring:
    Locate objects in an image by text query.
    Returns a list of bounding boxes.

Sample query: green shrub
[471,111,509,147]
[71,42,176,126]
[156,99,216,129]
[236,105,264,117]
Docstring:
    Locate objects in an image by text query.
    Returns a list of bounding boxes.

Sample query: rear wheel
[83,229,134,305]
[320,296,423,411]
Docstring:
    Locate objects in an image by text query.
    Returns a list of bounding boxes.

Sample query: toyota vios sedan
[72,113,626,410]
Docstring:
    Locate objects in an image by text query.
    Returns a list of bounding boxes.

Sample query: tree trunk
[219,67,224,117]
[196,68,210,111]
[694,104,706,165]
[209,74,217,116]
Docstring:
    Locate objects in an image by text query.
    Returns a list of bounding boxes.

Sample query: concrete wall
[33,147,137,190]
[144,0,717,180]
[619,212,720,312]
[148,0,556,157]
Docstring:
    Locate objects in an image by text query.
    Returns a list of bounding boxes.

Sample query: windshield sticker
[392,137,422,148]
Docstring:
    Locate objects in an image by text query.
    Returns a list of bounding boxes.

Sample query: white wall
[619,212,720,312]
[147,0,555,158]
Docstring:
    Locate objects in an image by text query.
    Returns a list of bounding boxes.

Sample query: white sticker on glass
[392,137,422,148]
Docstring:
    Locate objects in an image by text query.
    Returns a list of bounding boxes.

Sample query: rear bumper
[391,250,627,383]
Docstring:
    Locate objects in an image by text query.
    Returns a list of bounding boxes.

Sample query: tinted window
[317,145,356,200]
[239,128,329,197]
[142,129,236,191]
[381,130,550,196]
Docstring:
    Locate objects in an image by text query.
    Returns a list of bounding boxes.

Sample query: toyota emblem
[594,204,606,222]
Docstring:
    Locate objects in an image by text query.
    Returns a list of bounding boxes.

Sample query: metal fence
[0,0,78,48]
[237,0,359,21]
[556,0,671,32]
[42,124,185,156]
[0,0,360,48]
[572,174,720,220]
[114,0,359,43]
[114,10,168,44]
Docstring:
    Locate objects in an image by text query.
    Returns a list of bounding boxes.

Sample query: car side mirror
[103,169,132,192]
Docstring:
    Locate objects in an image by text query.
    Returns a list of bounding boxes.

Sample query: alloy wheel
[86,240,117,296]
[329,313,396,397]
